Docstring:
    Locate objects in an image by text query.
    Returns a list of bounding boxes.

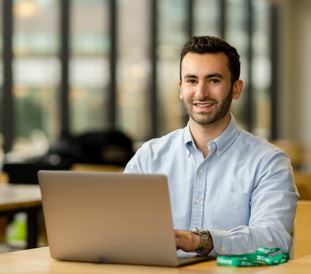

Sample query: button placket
[191,161,207,229]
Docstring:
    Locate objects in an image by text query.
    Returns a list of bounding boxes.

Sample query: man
[124,36,298,256]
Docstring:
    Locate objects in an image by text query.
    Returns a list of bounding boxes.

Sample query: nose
[195,82,209,99]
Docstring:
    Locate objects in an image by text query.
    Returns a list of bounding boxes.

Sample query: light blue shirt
[124,117,299,255]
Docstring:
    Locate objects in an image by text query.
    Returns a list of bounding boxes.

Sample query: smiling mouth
[194,102,214,107]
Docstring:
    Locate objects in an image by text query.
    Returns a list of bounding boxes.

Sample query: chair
[0,172,8,183]
[294,171,311,200]
[2,161,72,184]
[293,200,311,258]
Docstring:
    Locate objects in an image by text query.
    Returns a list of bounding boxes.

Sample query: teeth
[195,103,214,107]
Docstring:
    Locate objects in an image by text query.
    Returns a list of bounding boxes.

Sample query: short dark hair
[179,36,241,83]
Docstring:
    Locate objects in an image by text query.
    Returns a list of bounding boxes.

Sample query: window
[1,0,275,158]
[157,0,187,136]
[117,0,150,141]
[226,0,249,130]
[70,0,109,134]
[252,0,271,138]
[12,0,59,157]
[0,2,3,154]
[193,0,220,37]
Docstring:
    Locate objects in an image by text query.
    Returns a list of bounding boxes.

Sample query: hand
[174,229,201,252]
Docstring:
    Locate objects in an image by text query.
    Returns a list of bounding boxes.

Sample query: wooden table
[0,247,310,274]
[0,184,42,249]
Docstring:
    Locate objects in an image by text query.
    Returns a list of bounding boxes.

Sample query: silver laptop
[38,170,209,267]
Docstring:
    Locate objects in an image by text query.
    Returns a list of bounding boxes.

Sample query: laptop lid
[38,170,208,267]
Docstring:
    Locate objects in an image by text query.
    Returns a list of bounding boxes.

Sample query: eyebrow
[183,74,197,80]
[183,73,224,80]
[206,73,224,79]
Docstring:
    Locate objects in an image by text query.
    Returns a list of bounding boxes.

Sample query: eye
[186,79,197,85]
[209,78,221,84]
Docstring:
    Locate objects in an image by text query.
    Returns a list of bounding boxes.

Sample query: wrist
[191,228,213,255]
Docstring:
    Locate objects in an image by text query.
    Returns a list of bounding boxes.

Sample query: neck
[189,114,231,157]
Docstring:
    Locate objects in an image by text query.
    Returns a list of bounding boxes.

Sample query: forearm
[175,223,292,257]
[209,225,292,255]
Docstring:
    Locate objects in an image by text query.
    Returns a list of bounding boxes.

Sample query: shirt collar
[184,124,194,157]
[212,115,240,157]
[183,115,240,157]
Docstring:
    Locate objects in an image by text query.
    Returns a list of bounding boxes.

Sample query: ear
[232,80,243,100]
[178,80,183,100]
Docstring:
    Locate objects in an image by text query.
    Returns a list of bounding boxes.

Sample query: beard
[183,87,233,126]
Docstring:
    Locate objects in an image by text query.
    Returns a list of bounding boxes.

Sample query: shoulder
[124,128,185,173]
[140,128,185,157]
[238,128,287,157]
[233,128,293,173]
[233,130,296,195]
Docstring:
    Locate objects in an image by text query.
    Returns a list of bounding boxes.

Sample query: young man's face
[179,52,243,127]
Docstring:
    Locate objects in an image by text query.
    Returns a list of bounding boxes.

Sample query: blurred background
[1,0,311,255]
[0,0,311,171]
